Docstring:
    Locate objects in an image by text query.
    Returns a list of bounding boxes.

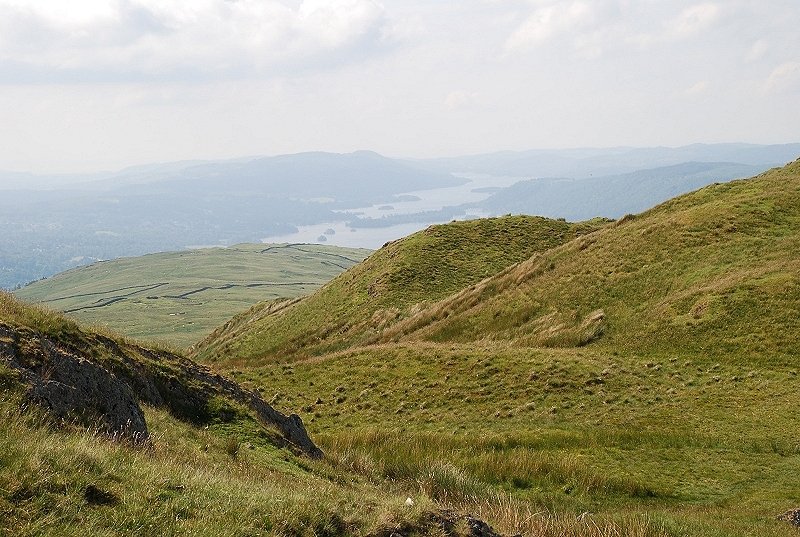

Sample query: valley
[2,158,799,536]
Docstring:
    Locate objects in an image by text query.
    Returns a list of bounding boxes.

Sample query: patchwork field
[15,243,371,348]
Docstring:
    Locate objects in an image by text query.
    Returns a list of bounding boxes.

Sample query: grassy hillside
[191,216,609,364]
[372,159,800,360]
[6,160,800,536]
[0,291,672,536]
[198,160,800,535]
[15,243,370,348]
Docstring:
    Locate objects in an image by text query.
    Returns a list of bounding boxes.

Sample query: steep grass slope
[192,216,609,364]
[15,243,370,348]
[372,159,800,360]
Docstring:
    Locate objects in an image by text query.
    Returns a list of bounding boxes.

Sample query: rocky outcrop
[0,324,148,441]
[0,322,322,457]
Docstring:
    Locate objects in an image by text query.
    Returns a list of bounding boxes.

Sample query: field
[15,244,370,349]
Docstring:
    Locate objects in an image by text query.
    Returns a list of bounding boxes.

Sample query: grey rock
[0,325,148,442]
[0,322,322,457]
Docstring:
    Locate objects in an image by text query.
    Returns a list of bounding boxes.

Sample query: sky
[0,0,798,173]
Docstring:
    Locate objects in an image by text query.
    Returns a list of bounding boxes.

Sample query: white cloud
[504,1,593,52]
[0,0,117,27]
[628,2,724,48]
[444,90,479,110]
[668,3,720,37]
[764,62,800,93]
[0,0,389,82]
[1,1,799,173]
[745,39,768,63]
[685,80,708,96]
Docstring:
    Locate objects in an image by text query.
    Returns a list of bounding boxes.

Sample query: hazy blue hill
[345,160,770,228]
[109,150,465,208]
[413,143,800,178]
[0,151,462,289]
[476,161,764,220]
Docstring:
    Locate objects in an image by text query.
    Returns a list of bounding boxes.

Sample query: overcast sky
[0,0,798,173]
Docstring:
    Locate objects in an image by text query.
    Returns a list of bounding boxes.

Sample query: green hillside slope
[15,243,370,348]
[201,159,800,536]
[192,216,609,364]
[372,160,800,360]
[1,292,674,536]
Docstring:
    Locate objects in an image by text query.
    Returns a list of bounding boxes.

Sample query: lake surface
[262,174,523,249]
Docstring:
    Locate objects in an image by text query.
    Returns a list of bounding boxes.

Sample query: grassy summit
[192,216,609,364]
[372,159,800,360]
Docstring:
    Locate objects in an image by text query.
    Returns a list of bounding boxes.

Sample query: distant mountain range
[2,144,798,289]
[0,151,460,289]
[409,142,800,177]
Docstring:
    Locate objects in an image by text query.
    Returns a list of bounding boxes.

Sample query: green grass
[6,160,800,535]
[0,396,417,537]
[190,159,800,535]
[192,216,609,364]
[368,161,800,361]
[1,290,674,536]
[14,243,370,349]
[0,391,680,537]
[227,342,800,536]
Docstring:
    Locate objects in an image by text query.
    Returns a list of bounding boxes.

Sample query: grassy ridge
[192,216,609,364]
[371,161,800,360]
[15,243,370,349]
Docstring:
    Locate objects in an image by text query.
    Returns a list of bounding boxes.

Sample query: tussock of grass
[320,430,657,502]
[452,495,669,537]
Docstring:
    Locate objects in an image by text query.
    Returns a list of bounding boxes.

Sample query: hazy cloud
[504,1,594,51]
[764,62,800,94]
[444,90,479,110]
[0,0,389,82]
[684,81,709,96]
[668,3,720,37]
[0,0,798,173]
[745,40,769,63]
